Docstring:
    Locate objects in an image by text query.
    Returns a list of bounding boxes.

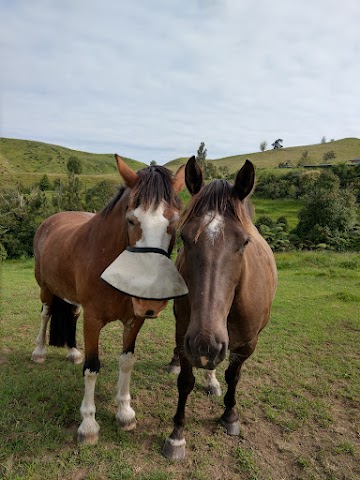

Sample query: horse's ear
[233,160,255,201]
[172,164,186,193]
[185,156,203,195]
[115,154,138,188]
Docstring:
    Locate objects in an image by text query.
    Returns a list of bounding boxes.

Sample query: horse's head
[114,155,186,318]
[179,157,256,369]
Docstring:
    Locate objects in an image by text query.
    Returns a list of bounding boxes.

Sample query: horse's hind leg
[168,346,181,374]
[31,288,53,363]
[31,304,50,363]
[66,304,83,364]
[205,370,222,396]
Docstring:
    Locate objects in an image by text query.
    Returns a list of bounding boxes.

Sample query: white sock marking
[116,352,136,427]
[78,369,99,438]
[205,369,222,396]
[31,303,50,361]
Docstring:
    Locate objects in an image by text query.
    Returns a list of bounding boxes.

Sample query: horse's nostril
[145,310,155,316]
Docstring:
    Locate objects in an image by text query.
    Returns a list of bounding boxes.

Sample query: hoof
[66,349,83,364]
[167,364,181,375]
[207,385,222,397]
[119,420,136,431]
[77,431,99,445]
[116,413,137,431]
[31,352,46,364]
[162,437,186,461]
[220,418,241,436]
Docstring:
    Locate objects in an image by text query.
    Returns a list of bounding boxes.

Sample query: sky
[1,0,360,165]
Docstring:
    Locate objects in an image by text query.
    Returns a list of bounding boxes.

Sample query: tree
[196,142,207,168]
[84,180,117,212]
[0,186,49,258]
[271,139,283,149]
[67,156,82,175]
[321,136,326,144]
[297,150,309,166]
[323,150,336,163]
[150,160,157,166]
[52,172,82,211]
[259,141,267,152]
[39,174,51,191]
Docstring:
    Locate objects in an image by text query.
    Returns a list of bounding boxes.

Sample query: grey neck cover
[101,247,188,300]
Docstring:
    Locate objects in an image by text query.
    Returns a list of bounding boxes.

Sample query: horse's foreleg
[205,369,222,396]
[221,343,255,436]
[116,317,145,431]
[31,303,50,363]
[163,356,195,461]
[77,315,101,445]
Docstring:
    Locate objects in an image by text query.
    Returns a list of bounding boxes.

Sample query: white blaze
[204,212,224,243]
[134,202,171,250]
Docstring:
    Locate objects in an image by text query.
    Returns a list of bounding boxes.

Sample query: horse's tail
[49,296,77,348]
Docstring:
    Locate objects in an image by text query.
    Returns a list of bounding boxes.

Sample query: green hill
[164,138,360,173]
[1,137,360,189]
[0,137,147,188]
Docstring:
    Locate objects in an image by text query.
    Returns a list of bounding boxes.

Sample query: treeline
[0,162,118,259]
[1,160,360,259]
[255,164,360,202]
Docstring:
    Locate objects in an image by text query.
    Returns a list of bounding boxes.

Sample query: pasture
[1,253,359,480]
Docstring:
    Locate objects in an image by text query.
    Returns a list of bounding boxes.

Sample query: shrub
[292,172,357,251]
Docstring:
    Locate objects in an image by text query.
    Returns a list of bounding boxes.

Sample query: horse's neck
[89,194,129,253]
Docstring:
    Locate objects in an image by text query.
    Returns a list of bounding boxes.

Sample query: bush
[256,216,291,251]
[292,172,357,251]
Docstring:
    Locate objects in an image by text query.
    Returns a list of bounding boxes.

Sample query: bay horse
[163,157,277,460]
[31,155,185,444]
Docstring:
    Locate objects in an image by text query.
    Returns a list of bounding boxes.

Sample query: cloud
[1,0,360,163]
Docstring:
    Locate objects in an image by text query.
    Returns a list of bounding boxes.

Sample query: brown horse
[31,155,185,444]
[163,157,277,460]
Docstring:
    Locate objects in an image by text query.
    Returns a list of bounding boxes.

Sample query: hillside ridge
[1,137,359,182]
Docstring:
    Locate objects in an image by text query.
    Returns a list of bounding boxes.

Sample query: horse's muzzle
[184,335,227,370]
[132,298,168,318]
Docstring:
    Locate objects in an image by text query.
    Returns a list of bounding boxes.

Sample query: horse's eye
[127,219,135,226]
[243,238,250,248]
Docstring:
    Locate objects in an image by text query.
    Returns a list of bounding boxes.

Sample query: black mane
[101,165,181,216]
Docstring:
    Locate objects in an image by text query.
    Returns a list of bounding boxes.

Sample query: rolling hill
[0,138,146,188]
[1,137,359,188]
[164,138,360,173]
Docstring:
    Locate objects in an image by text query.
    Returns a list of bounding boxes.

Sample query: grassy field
[1,253,359,480]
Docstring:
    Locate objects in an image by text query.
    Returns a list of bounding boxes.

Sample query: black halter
[126,246,170,258]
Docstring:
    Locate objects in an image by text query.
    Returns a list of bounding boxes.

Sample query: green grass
[1,252,360,479]
[252,198,301,230]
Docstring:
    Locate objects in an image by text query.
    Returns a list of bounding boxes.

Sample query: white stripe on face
[204,212,224,243]
[133,202,171,250]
